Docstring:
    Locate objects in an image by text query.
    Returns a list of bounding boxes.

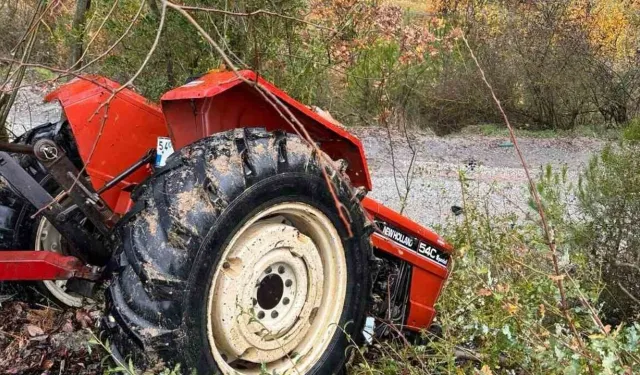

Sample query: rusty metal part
[33,138,115,235]
[0,142,35,154]
[0,151,109,264]
[0,251,100,281]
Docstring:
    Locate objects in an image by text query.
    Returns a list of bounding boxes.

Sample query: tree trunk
[69,0,91,68]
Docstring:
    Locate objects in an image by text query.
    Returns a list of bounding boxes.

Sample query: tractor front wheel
[104,128,372,374]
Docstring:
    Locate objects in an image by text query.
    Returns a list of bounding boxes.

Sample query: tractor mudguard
[44,76,169,213]
[160,70,372,190]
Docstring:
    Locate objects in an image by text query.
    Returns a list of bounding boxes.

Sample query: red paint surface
[161,70,372,190]
[0,251,98,281]
[45,76,168,214]
[364,197,452,330]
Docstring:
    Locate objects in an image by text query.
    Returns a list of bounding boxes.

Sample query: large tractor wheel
[0,122,85,307]
[105,128,372,374]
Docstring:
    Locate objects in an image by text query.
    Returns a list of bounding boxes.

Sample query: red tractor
[0,70,451,374]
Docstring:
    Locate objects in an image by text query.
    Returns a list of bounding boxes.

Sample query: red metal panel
[45,76,169,211]
[161,70,372,190]
[364,197,452,330]
[362,196,453,253]
[0,251,99,281]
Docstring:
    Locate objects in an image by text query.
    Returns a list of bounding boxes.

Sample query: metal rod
[0,142,34,154]
[97,149,156,194]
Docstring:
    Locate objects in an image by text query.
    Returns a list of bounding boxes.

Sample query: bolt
[265,267,272,274]
[257,311,265,319]
[222,262,230,269]
[283,297,290,305]
[271,311,279,319]
[285,279,293,287]
[252,298,257,306]
[278,266,285,274]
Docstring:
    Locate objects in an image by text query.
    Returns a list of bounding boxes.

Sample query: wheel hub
[207,203,348,374]
[256,272,284,311]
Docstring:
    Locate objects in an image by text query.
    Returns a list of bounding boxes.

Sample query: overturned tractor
[0,71,451,374]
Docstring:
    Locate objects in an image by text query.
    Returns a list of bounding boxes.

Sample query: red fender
[160,70,372,190]
[44,76,168,213]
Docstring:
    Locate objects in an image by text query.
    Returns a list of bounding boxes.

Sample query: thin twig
[177,4,336,32]
[462,33,596,375]
[166,0,355,236]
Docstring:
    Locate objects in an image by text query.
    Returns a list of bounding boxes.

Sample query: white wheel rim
[207,202,347,374]
[35,217,84,307]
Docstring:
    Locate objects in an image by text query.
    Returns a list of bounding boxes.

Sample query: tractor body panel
[44,76,168,213]
[161,70,372,190]
[363,197,451,329]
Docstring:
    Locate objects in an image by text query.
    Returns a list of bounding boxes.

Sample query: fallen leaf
[503,303,519,315]
[479,364,493,375]
[26,324,44,337]
[41,359,54,370]
[496,284,510,294]
[478,288,492,297]
[75,310,92,329]
[61,320,74,333]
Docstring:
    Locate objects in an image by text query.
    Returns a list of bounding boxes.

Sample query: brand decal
[376,221,449,267]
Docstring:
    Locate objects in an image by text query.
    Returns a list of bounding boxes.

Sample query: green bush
[352,170,640,374]
[574,142,640,324]
[622,118,640,142]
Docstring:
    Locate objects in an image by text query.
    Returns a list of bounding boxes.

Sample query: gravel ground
[7,86,605,228]
[352,127,604,228]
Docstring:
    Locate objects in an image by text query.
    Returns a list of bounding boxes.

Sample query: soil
[0,285,104,374]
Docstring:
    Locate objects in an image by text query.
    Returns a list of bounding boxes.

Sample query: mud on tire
[104,128,372,374]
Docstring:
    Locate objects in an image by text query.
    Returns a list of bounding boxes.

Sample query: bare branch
[165,0,355,235]
[462,33,597,375]
[177,4,336,32]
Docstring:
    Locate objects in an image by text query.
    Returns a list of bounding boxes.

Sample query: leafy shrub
[622,118,640,142]
[352,170,640,374]
[573,142,640,324]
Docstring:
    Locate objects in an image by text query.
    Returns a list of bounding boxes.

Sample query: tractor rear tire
[104,128,372,374]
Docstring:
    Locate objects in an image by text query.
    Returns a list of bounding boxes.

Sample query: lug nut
[252,298,257,306]
[285,279,293,287]
[278,266,285,274]
[265,267,272,274]
[257,311,265,319]
[271,311,279,318]
[283,297,290,305]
